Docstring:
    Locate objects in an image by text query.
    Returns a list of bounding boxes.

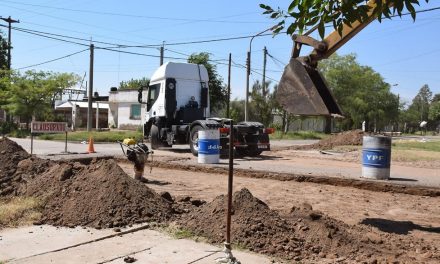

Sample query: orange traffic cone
[88,136,96,153]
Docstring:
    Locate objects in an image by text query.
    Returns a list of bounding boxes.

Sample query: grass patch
[171,228,195,239]
[270,130,327,140]
[37,130,143,143]
[392,149,440,162]
[163,224,207,242]
[0,197,44,227]
[392,140,440,152]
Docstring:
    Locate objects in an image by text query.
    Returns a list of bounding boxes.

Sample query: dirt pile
[177,188,439,263]
[0,137,30,195]
[20,159,173,228]
[292,130,364,150]
[0,138,174,228]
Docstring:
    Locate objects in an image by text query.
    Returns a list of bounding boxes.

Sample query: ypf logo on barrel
[198,130,220,155]
[199,139,220,155]
[362,148,390,168]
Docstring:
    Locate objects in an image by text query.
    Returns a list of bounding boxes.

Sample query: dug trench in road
[118,157,440,197]
[118,162,440,246]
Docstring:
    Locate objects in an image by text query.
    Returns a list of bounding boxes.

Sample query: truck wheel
[243,137,263,157]
[247,147,263,157]
[189,125,202,156]
[150,124,161,150]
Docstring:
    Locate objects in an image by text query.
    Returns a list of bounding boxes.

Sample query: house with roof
[55,100,109,130]
[108,88,147,130]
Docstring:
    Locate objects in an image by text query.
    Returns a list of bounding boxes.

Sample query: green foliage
[270,130,326,140]
[119,77,149,90]
[404,84,433,129]
[248,80,275,126]
[432,93,440,103]
[187,52,227,113]
[261,0,429,38]
[9,129,30,138]
[393,140,440,152]
[0,70,80,126]
[0,121,17,135]
[38,130,143,142]
[318,53,398,131]
[229,99,245,122]
[428,101,440,122]
[0,30,7,70]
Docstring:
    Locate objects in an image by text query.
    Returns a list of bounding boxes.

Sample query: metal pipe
[226,120,234,244]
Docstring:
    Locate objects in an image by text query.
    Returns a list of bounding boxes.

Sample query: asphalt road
[10,137,318,157]
[9,136,440,188]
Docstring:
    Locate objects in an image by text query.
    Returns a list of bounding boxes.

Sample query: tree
[248,80,276,127]
[119,77,149,90]
[187,52,228,113]
[0,30,7,70]
[318,53,398,131]
[406,84,432,122]
[432,93,440,103]
[0,70,80,127]
[260,0,429,38]
[428,101,440,123]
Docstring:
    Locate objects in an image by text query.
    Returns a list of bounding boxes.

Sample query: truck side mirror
[138,86,147,104]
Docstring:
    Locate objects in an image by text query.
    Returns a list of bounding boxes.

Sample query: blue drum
[198,129,220,164]
[362,136,391,180]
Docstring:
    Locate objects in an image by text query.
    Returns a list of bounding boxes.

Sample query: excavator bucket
[277,58,343,116]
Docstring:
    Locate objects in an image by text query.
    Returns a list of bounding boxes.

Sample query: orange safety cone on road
[88,136,96,153]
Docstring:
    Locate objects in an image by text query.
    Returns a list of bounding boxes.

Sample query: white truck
[138,62,273,157]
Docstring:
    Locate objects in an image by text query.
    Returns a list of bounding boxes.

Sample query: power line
[96,46,187,60]
[17,48,88,70]
[10,25,144,48]
[0,25,90,47]
[0,0,264,24]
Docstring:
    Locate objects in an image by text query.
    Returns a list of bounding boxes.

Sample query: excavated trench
[1,137,439,263]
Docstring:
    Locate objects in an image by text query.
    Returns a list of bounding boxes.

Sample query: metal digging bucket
[277,58,343,116]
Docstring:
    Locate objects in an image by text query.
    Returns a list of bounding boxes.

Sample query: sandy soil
[119,162,440,246]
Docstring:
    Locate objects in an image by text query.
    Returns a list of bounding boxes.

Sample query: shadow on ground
[361,218,440,235]
[389,177,418,182]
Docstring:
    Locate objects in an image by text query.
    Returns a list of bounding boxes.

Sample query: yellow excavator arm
[277,0,383,116]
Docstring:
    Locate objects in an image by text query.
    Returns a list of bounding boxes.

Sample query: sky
[1,0,439,105]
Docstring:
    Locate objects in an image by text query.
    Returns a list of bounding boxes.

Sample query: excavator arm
[277,0,382,116]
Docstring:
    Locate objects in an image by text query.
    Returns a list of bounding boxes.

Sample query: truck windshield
[147,83,160,111]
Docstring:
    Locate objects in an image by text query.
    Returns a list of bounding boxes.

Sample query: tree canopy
[0,30,7,70]
[187,52,228,113]
[318,53,398,131]
[119,77,150,90]
[261,0,429,38]
[0,70,80,126]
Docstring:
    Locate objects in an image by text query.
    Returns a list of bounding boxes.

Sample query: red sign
[31,122,67,133]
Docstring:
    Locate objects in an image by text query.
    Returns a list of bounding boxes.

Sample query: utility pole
[0,16,19,70]
[87,43,94,132]
[160,41,164,66]
[227,53,231,118]
[245,51,250,121]
[262,46,267,97]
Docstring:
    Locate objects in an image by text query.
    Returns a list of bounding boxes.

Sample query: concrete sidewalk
[0,225,273,264]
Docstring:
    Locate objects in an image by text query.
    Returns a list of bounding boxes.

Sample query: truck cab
[139,62,272,157]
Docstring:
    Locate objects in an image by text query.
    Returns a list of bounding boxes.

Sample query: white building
[55,101,109,130]
[108,89,147,130]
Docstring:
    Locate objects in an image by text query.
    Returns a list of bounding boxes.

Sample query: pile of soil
[0,138,174,229]
[292,130,364,150]
[177,188,439,263]
[0,137,30,195]
[20,159,174,228]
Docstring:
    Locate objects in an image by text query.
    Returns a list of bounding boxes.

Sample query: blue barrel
[362,136,391,180]
[198,129,220,164]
